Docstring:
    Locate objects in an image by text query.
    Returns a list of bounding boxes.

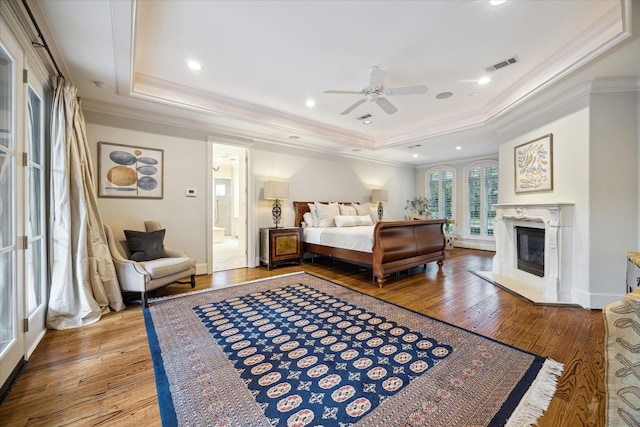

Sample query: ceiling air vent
[356,114,372,121]
[486,56,519,72]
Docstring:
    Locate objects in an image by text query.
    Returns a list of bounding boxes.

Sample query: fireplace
[516,227,545,277]
[492,203,574,303]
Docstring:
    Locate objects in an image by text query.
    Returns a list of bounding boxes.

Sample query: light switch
[185,188,197,197]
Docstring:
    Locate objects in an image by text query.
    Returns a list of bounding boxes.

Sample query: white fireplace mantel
[492,203,574,303]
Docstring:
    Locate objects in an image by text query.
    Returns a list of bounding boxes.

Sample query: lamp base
[272,199,282,228]
[377,202,384,222]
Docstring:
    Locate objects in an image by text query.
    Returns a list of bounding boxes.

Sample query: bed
[294,201,446,287]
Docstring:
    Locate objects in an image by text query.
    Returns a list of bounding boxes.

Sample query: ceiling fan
[324,66,428,116]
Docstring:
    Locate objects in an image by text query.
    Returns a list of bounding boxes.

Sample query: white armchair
[104,219,196,307]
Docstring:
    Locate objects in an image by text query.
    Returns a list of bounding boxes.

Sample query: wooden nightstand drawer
[260,227,302,269]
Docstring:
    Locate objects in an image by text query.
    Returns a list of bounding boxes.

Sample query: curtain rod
[21,0,64,79]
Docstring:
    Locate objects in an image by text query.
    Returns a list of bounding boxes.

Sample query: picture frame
[98,141,164,199]
[514,133,553,193]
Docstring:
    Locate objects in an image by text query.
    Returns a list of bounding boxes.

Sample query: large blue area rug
[144,272,563,426]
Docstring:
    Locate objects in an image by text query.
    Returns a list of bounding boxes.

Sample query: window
[466,162,498,237]
[426,167,455,220]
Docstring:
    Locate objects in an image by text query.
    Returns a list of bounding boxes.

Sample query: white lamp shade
[264,181,289,200]
[371,189,388,203]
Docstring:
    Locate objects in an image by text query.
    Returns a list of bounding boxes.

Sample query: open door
[210,143,248,271]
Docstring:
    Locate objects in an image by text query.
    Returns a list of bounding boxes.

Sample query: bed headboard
[293,201,358,227]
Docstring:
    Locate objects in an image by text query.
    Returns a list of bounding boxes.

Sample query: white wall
[85,111,416,273]
[498,107,592,305]
[588,91,637,305]
[86,118,210,273]
[496,89,638,308]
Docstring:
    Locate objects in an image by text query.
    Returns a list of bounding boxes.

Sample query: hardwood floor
[0,249,605,426]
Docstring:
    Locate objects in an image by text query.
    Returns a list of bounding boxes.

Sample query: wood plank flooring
[0,249,605,426]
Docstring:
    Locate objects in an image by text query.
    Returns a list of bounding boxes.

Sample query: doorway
[211,143,248,271]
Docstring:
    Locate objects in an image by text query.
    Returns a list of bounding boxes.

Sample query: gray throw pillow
[124,229,167,261]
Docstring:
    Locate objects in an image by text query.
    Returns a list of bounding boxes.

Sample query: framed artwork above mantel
[514,133,553,194]
[98,141,164,199]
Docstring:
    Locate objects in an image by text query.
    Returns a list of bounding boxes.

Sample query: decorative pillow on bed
[315,202,340,227]
[307,203,319,227]
[351,203,376,223]
[124,229,167,261]
[303,212,315,228]
[334,215,374,227]
[339,203,357,216]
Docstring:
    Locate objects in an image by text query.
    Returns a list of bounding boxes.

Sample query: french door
[0,17,48,389]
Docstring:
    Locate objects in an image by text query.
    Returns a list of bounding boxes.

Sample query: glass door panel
[0,42,16,358]
[0,33,24,389]
[24,81,47,357]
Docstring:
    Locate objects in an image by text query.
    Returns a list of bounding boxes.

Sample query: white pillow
[334,215,374,227]
[339,204,357,216]
[303,212,315,228]
[307,203,318,227]
[352,203,376,223]
[315,202,340,227]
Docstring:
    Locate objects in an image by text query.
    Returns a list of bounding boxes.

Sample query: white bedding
[303,226,374,253]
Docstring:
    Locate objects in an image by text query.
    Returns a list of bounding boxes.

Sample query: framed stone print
[98,141,164,199]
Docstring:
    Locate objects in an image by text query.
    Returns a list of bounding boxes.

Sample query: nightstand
[260,227,302,269]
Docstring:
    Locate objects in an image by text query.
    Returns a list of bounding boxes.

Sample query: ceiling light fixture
[412,154,419,158]
[305,99,316,108]
[436,92,453,99]
[363,119,372,125]
[93,80,106,89]
[478,76,491,85]
[187,60,202,71]
[288,135,300,140]
[490,0,506,5]
[456,146,462,150]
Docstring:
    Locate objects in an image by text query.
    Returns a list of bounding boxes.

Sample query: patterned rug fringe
[147,271,307,304]
[506,359,565,426]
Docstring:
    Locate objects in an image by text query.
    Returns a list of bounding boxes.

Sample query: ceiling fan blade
[324,90,363,95]
[369,66,387,88]
[341,98,366,115]
[384,85,428,96]
[375,97,398,115]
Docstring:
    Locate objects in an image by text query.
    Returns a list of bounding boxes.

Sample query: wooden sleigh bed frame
[293,201,446,287]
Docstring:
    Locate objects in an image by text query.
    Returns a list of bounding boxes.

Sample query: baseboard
[196,263,208,275]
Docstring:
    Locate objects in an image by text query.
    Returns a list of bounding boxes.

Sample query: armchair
[104,219,196,308]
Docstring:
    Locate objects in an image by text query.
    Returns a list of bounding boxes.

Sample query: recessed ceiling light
[305,99,316,108]
[94,80,106,89]
[412,154,419,158]
[469,92,479,96]
[478,76,491,85]
[435,92,453,100]
[456,146,462,150]
[363,120,372,125]
[187,60,202,70]
[490,0,506,5]
[288,135,300,140]
[352,148,362,152]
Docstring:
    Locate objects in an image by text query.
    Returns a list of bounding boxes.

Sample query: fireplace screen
[516,226,545,277]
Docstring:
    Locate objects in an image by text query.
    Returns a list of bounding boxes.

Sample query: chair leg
[190,274,196,288]
[141,291,148,308]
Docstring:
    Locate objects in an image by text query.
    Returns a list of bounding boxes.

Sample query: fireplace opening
[516,226,545,277]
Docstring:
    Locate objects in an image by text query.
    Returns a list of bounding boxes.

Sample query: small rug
[144,272,563,426]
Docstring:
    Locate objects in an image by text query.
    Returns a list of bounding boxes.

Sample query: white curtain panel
[47,77,124,330]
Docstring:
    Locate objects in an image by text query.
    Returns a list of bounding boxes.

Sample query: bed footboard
[372,219,446,286]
